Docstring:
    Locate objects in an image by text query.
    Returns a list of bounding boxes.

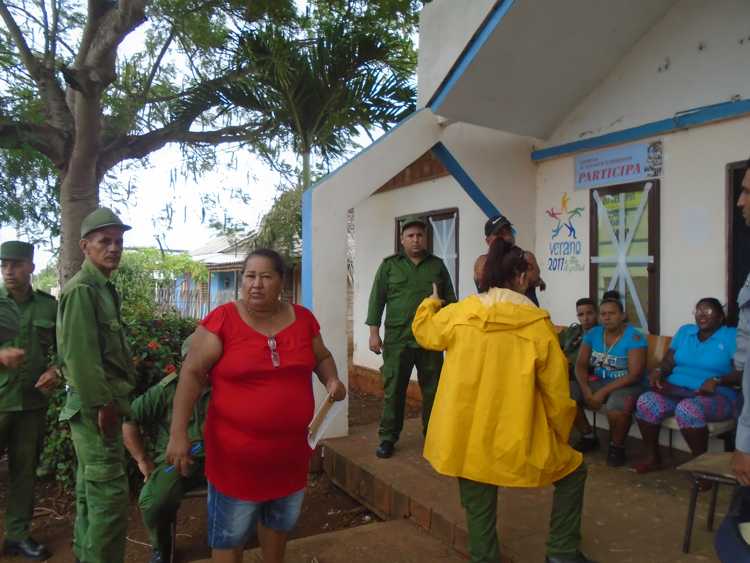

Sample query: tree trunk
[302,149,311,189]
[58,93,101,284]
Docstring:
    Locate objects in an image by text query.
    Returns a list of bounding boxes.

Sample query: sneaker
[606,444,626,467]
[573,434,600,453]
[376,440,395,458]
[2,537,51,560]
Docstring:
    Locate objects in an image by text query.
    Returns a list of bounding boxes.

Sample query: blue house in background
[190,235,301,313]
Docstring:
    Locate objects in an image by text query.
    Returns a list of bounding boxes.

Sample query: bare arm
[312,334,346,401]
[596,347,646,397]
[122,421,155,481]
[166,326,221,476]
[574,343,592,397]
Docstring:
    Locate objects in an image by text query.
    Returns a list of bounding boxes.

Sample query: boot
[633,419,663,473]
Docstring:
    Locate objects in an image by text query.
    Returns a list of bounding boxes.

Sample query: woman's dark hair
[242,248,286,278]
[696,297,726,323]
[480,238,529,292]
[600,290,624,313]
[576,297,596,309]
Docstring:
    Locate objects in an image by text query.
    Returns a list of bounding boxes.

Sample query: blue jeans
[207,482,305,549]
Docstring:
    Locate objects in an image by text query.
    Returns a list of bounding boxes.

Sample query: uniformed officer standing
[366,217,456,458]
[123,335,210,563]
[0,241,59,561]
[57,208,136,563]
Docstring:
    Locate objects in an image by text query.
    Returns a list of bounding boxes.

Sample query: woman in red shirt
[166,249,346,563]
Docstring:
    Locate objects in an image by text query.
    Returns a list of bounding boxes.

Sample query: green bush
[37,313,197,492]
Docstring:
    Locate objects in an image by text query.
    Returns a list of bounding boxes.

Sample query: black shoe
[546,552,598,563]
[2,537,51,560]
[606,444,626,467]
[149,549,164,563]
[573,434,600,453]
[376,440,395,458]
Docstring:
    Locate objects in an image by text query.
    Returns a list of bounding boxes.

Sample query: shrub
[38,313,198,492]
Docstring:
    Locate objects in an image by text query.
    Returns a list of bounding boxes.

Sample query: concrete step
[322,418,724,563]
[195,520,467,562]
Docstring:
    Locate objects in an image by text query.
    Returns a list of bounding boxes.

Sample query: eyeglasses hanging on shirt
[268,336,280,368]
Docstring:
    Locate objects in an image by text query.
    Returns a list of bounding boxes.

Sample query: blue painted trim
[301,187,313,310]
[305,109,427,194]
[532,99,750,161]
[432,142,500,218]
[300,108,431,310]
[428,0,516,111]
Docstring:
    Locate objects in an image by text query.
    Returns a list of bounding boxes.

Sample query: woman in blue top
[634,298,740,473]
[573,291,647,467]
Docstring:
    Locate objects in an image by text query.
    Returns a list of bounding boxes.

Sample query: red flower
[163,364,177,374]
[147,340,160,350]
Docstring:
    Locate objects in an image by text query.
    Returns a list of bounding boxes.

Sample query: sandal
[633,459,664,474]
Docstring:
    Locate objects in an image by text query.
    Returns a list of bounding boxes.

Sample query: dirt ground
[0,390,405,563]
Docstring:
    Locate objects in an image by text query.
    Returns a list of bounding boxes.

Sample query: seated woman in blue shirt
[572,291,647,467]
[634,298,741,473]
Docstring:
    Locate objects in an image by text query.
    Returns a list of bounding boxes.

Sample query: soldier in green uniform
[57,208,136,563]
[0,241,59,560]
[366,217,456,459]
[123,334,210,563]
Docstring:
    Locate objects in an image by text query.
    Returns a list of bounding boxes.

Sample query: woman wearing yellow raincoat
[412,240,594,563]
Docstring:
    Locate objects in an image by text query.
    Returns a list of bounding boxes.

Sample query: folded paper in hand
[308,395,344,449]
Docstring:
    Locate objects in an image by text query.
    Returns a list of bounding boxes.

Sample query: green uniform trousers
[457,462,587,563]
[379,344,442,443]
[138,460,206,556]
[0,409,46,540]
[69,411,129,563]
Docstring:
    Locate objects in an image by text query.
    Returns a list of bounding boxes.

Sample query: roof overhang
[429,0,678,139]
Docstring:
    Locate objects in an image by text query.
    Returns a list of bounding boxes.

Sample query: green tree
[0,0,296,281]
[213,1,417,189]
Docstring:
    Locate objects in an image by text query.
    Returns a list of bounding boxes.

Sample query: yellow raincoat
[412,288,582,488]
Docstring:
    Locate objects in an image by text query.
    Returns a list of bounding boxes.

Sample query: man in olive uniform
[367,217,456,458]
[57,208,136,563]
[0,241,59,560]
[123,334,210,563]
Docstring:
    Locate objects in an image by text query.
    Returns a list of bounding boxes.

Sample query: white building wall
[353,123,537,371]
[547,0,750,147]
[416,0,496,107]
[536,115,750,334]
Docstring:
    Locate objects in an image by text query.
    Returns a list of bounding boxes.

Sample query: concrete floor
[322,419,728,563]
[194,520,468,563]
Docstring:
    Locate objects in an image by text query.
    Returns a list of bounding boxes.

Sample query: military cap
[400,215,427,233]
[484,213,513,237]
[0,241,34,261]
[80,207,132,238]
[181,333,194,360]
[0,297,20,342]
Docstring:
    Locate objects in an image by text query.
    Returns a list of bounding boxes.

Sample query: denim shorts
[207,482,305,549]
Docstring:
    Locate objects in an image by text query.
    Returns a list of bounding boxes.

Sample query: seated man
[123,334,210,563]
[559,299,599,452]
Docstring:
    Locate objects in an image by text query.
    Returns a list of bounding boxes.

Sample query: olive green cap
[0,297,20,342]
[400,215,427,233]
[0,241,34,261]
[181,333,194,360]
[80,207,132,238]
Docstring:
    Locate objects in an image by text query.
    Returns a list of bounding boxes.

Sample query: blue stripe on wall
[532,98,750,161]
[428,0,516,111]
[432,142,500,218]
[301,187,313,310]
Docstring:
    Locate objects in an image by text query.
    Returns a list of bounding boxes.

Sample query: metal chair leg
[708,482,720,531]
[683,477,700,554]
